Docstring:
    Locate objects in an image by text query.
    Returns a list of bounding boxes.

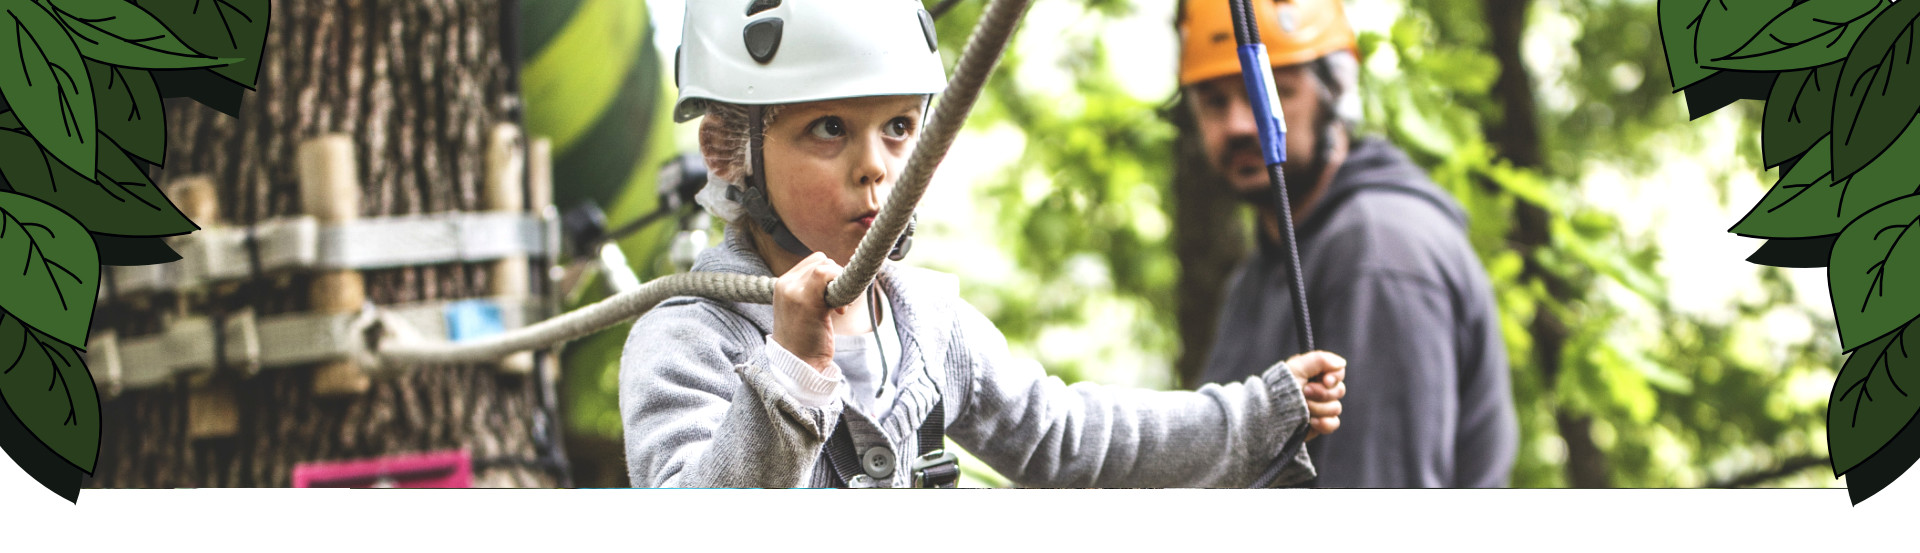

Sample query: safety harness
[701,287,959,489]
[824,403,959,488]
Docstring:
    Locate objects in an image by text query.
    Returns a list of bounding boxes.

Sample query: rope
[373,272,773,365]
[823,0,1031,307]
[364,0,1031,366]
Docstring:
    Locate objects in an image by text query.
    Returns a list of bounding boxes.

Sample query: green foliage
[1663,0,1920,501]
[1831,1,1920,181]
[88,60,167,165]
[1390,0,1843,489]
[1711,0,1884,71]
[0,0,266,502]
[1828,321,1920,475]
[0,310,99,473]
[1829,195,1920,352]
[1,0,98,177]
[525,0,685,445]
[1762,63,1838,168]
[0,191,99,348]
[0,114,197,237]
[894,0,1183,391]
[1731,127,1920,240]
[44,0,234,70]
[134,0,270,88]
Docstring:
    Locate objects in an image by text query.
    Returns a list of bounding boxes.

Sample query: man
[1177,0,1518,487]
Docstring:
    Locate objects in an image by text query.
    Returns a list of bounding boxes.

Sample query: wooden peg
[527,137,554,217]
[527,137,561,387]
[485,124,534,375]
[300,135,372,395]
[87,330,124,400]
[173,176,239,440]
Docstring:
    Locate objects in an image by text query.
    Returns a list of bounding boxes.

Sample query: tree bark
[1481,0,1610,488]
[1166,104,1249,389]
[91,0,556,488]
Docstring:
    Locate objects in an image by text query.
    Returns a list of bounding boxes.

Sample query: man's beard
[1222,135,1318,208]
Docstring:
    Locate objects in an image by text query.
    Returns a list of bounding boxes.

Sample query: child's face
[761,94,926,265]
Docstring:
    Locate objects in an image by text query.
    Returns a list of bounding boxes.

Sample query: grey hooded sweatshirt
[620,226,1318,488]
[1199,137,1518,488]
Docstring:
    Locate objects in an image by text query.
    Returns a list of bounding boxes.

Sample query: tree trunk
[1166,104,1250,389]
[1481,0,1610,488]
[90,0,557,488]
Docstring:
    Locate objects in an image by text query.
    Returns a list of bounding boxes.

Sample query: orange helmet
[1177,0,1358,86]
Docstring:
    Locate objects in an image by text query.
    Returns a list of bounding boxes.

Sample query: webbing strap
[107,211,552,298]
[824,416,867,487]
[823,399,947,488]
[919,403,944,457]
[84,296,543,396]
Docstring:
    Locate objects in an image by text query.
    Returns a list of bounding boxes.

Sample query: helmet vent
[746,0,781,16]
[918,9,938,53]
[744,18,784,64]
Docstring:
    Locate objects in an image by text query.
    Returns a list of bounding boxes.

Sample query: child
[620,0,1346,488]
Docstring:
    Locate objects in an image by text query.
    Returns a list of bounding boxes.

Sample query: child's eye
[883,117,914,138]
[808,116,846,139]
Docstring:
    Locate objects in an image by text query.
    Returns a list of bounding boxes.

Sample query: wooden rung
[486,124,534,375]
[175,175,240,439]
[299,135,372,395]
[187,377,239,440]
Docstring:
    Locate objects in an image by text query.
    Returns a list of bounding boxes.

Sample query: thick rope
[370,0,1030,367]
[374,272,773,366]
[823,0,1031,307]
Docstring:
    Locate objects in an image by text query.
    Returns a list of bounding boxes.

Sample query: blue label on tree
[445,300,507,342]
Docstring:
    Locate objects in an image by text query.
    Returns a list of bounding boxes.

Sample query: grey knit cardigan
[619,226,1317,488]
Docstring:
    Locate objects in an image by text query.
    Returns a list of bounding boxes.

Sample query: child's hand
[1284,351,1347,440]
[773,252,846,373]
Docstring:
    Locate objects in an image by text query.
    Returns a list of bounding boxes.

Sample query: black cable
[596,204,678,250]
[1228,0,1318,490]
[1230,0,1313,355]
[928,0,966,19]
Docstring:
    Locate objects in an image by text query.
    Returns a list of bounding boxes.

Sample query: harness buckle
[910,449,959,489]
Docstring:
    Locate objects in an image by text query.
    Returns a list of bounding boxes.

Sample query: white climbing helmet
[673,0,949,122]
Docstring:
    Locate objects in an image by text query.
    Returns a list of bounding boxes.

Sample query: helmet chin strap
[739,103,817,257]
[734,103,921,262]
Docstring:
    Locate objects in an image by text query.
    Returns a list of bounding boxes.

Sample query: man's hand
[772,252,845,373]
[1284,351,1347,440]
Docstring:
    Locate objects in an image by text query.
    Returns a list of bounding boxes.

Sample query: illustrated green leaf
[1762,62,1840,168]
[1733,127,1920,239]
[1830,195,1920,352]
[0,389,83,502]
[1829,320,1920,476]
[134,0,267,88]
[0,116,195,237]
[1694,0,1795,69]
[1661,0,1793,91]
[91,232,178,266]
[0,0,97,177]
[1658,0,1720,90]
[0,191,98,349]
[1832,0,1920,183]
[86,59,163,165]
[0,310,99,474]
[44,0,232,69]
[1706,0,1886,72]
